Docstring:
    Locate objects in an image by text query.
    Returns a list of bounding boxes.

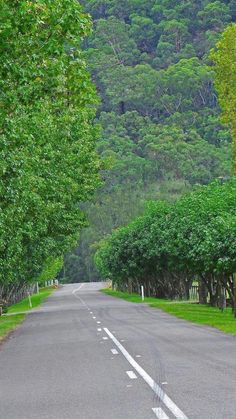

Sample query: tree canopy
[95,180,236,308]
[211,23,236,174]
[0,1,100,300]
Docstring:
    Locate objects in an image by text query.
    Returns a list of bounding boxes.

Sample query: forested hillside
[65,0,235,282]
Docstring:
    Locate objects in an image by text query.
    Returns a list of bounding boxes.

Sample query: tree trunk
[128,278,133,294]
[233,273,236,317]
[199,280,208,304]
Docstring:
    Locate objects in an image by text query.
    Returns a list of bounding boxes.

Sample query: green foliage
[211,23,236,174]
[37,257,63,285]
[0,1,100,299]
[96,180,236,306]
[65,0,234,281]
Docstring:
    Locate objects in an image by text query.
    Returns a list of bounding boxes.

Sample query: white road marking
[126,371,137,379]
[72,284,90,309]
[136,355,141,358]
[162,382,168,385]
[72,284,84,294]
[93,316,96,319]
[103,328,188,419]
[97,321,101,324]
[111,349,119,355]
[97,328,102,332]
[102,337,108,340]
[153,408,169,419]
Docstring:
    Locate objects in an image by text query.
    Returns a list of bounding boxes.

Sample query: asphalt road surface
[0,282,236,419]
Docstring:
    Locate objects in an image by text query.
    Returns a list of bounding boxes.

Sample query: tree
[211,23,236,174]
[0,1,100,300]
[95,180,236,307]
[211,23,236,314]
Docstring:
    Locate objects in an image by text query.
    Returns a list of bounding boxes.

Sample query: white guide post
[141,285,144,302]
[36,282,39,294]
[28,292,32,309]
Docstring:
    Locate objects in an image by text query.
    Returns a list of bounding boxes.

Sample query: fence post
[27,292,32,309]
[141,285,144,302]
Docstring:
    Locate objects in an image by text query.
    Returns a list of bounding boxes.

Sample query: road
[0,282,236,419]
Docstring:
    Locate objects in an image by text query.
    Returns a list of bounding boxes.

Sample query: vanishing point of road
[0,282,236,419]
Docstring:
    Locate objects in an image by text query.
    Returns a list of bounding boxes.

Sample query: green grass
[0,314,25,342]
[101,288,236,335]
[0,287,55,342]
[8,287,55,313]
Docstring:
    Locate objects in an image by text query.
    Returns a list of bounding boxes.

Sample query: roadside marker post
[36,282,39,295]
[141,285,144,302]
[28,292,32,309]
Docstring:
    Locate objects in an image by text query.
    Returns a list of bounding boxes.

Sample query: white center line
[103,327,188,419]
[126,371,137,379]
[153,407,169,419]
[111,348,119,355]
[72,284,84,294]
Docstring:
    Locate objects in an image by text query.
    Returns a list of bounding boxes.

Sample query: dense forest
[65,0,235,282]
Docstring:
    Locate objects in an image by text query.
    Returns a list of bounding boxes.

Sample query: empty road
[0,282,236,419]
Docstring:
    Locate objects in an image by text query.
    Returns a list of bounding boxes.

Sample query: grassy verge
[0,315,25,343]
[101,288,236,335]
[7,287,55,314]
[0,287,55,342]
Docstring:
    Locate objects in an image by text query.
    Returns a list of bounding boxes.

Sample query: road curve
[0,282,236,419]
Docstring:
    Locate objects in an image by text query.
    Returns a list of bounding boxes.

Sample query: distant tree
[211,23,236,174]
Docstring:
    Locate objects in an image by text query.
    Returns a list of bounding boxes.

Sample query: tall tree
[0,0,100,299]
[211,23,236,174]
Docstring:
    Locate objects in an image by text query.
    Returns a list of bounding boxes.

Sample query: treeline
[95,180,236,311]
[0,1,99,302]
[65,0,235,282]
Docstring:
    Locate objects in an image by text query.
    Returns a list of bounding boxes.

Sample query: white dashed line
[97,328,102,332]
[152,408,169,419]
[97,321,101,324]
[111,348,119,355]
[103,328,188,419]
[102,337,108,340]
[126,371,137,379]
[93,316,96,319]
